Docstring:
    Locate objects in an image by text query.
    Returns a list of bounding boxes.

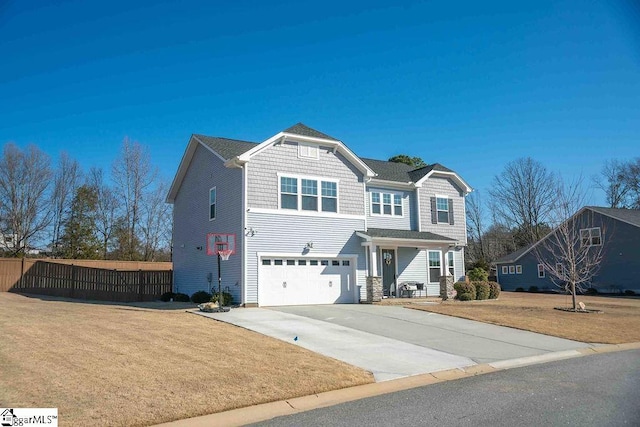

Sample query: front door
[381,249,396,297]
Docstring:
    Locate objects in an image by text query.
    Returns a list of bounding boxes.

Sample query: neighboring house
[167,123,472,306]
[495,207,640,293]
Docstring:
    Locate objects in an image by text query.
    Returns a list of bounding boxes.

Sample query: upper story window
[431,196,454,225]
[209,187,216,220]
[280,176,338,213]
[298,143,319,159]
[370,191,403,216]
[580,227,602,246]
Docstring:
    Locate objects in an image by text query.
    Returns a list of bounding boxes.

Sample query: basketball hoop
[218,249,232,261]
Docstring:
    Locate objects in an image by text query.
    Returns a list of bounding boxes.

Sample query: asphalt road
[251,349,640,427]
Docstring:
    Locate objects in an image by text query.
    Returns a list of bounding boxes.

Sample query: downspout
[242,162,248,306]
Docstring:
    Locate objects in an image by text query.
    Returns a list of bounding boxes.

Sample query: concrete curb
[155,342,640,427]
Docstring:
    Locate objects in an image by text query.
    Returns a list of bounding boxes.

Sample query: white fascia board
[166,136,200,203]
[234,131,376,178]
[368,236,458,248]
[367,179,416,190]
[416,170,473,194]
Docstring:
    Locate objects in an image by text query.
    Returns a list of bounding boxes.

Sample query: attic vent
[298,143,319,159]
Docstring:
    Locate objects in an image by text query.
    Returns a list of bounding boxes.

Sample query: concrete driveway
[197,304,591,382]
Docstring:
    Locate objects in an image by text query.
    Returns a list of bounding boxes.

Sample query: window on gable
[580,227,602,246]
[301,179,318,211]
[538,264,545,278]
[298,143,319,159]
[280,177,298,210]
[209,187,216,220]
[428,251,441,283]
[371,192,381,214]
[280,176,338,213]
[437,197,449,223]
[321,181,337,212]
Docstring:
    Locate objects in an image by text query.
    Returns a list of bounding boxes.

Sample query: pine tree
[59,185,101,259]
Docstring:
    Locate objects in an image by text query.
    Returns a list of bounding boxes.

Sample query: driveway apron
[197,304,591,382]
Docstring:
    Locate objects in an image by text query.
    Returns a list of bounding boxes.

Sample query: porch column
[369,244,379,277]
[441,247,450,277]
[439,246,455,300]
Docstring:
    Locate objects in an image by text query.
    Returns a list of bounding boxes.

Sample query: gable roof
[167,123,472,202]
[494,206,640,264]
[193,135,257,161]
[283,123,339,141]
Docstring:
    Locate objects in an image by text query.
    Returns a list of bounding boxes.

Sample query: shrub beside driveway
[409,292,640,344]
[0,293,373,426]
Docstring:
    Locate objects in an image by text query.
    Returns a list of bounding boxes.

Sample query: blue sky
[1,0,638,206]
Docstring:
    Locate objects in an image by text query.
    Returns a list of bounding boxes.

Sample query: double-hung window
[280,176,337,213]
[428,251,441,283]
[209,187,216,220]
[280,177,298,210]
[370,191,403,216]
[538,264,545,278]
[580,227,602,246]
[436,197,449,223]
[321,181,337,212]
[447,251,454,276]
[301,179,318,211]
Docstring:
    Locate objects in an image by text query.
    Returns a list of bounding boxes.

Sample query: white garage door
[258,257,357,306]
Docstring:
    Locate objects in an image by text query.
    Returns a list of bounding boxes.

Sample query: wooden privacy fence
[1,259,173,302]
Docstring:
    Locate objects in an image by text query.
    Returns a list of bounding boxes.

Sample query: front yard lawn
[0,293,373,426]
[409,292,640,344]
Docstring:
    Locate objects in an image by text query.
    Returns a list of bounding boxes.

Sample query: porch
[356,228,463,298]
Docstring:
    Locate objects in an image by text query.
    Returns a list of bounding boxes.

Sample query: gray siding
[245,211,367,304]
[172,144,243,301]
[497,211,640,293]
[395,247,464,296]
[247,141,365,216]
[418,177,466,242]
[365,187,415,230]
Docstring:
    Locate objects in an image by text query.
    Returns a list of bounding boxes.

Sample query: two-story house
[167,123,472,306]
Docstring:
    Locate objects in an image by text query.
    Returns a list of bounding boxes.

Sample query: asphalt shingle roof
[194,124,459,183]
[283,123,339,141]
[494,244,534,264]
[587,206,640,228]
[193,134,258,161]
[360,228,456,242]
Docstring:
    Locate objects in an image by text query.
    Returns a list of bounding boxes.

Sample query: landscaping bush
[191,291,213,304]
[624,289,636,296]
[474,281,490,300]
[585,287,599,295]
[159,291,175,302]
[458,293,474,301]
[211,291,234,306]
[488,281,501,299]
[515,287,525,292]
[173,293,190,302]
[468,267,489,282]
[528,286,539,293]
[454,281,476,301]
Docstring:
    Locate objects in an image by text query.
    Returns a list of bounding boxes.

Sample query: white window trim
[509,265,515,274]
[277,173,340,214]
[516,265,522,274]
[209,186,216,221]
[537,264,545,278]
[427,250,442,284]
[502,266,508,275]
[447,251,455,276]
[369,190,404,217]
[580,227,602,247]
[298,142,319,160]
[435,194,450,224]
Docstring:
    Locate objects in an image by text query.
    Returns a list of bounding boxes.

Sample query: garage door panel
[259,257,356,306]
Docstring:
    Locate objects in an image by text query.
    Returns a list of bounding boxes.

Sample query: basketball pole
[217,251,222,310]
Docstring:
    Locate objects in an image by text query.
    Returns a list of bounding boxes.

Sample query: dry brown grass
[0,293,373,426]
[409,292,640,344]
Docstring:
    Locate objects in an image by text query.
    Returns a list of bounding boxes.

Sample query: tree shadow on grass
[12,292,197,311]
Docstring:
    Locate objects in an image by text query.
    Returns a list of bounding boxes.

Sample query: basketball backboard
[206,233,236,256]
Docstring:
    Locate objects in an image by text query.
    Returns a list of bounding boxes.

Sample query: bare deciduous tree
[140,181,172,261]
[466,191,488,267]
[534,178,605,311]
[88,167,120,260]
[0,144,52,256]
[489,157,558,247]
[112,138,156,260]
[51,152,82,257]
[594,158,640,209]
